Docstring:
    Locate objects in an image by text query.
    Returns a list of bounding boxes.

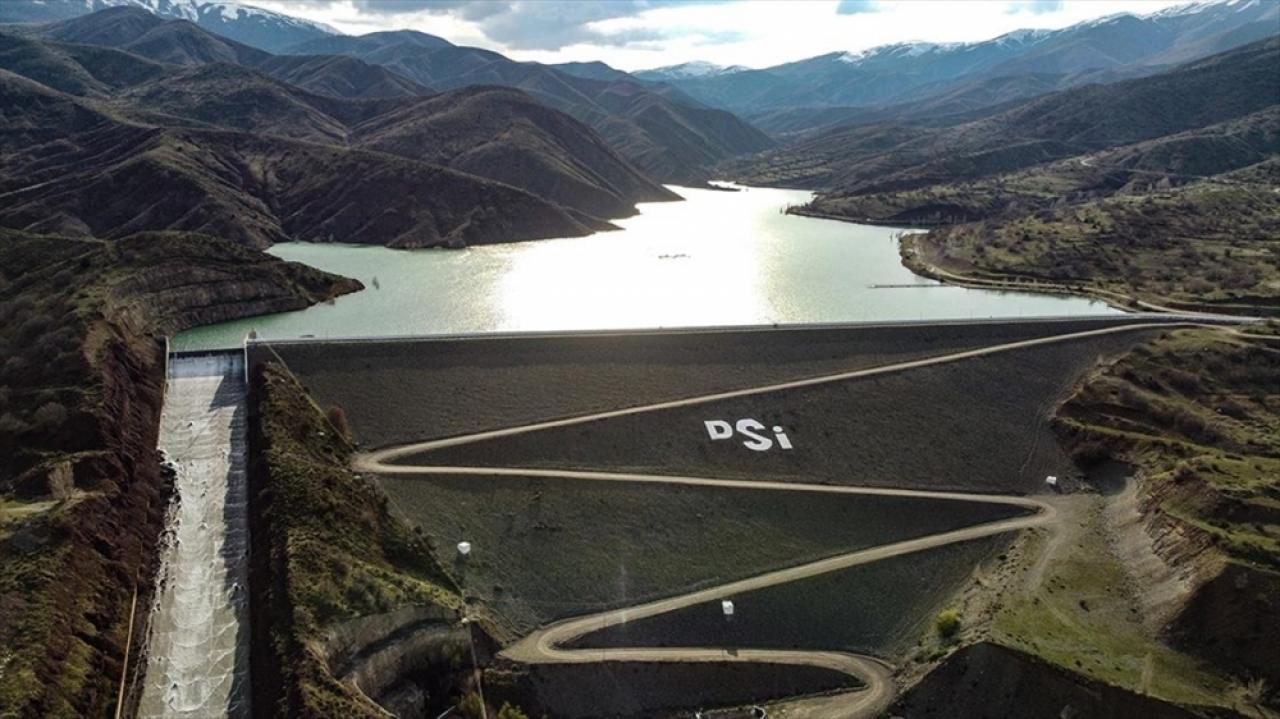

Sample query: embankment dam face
[143,314,1200,718]
[247,315,1183,453]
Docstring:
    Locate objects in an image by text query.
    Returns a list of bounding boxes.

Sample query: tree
[935,609,961,639]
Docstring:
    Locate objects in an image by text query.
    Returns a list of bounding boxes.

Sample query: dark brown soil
[1165,562,1280,700]
[891,641,1202,719]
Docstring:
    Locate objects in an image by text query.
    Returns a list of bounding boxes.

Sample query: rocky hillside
[0,228,358,717]
[0,0,338,53]
[735,38,1279,194]
[285,30,774,186]
[0,10,677,248]
[904,158,1280,315]
[249,362,514,718]
[1051,328,1280,707]
[663,0,1276,133]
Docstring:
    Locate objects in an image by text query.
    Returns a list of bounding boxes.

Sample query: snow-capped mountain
[635,61,748,82]
[0,0,340,52]
[654,0,1278,116]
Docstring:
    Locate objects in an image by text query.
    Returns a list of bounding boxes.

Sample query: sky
[248,0,1193,70]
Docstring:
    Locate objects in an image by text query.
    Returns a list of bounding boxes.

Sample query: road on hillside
[352,320,1219,717]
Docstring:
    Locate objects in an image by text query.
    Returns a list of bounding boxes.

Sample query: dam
[137,353,252,718]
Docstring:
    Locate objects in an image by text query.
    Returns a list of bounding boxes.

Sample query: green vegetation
[457,692,484,719]
[496,701,530,719]
[935,609,961,639]
[992,500,1235,709]
[0,228,356,716]
[1056,329,1280,570]
[987,328,1280,712]
[251,362,483,717]
[914,160,1280,314]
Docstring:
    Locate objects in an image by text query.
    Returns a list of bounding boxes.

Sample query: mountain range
[280,31,775,186]
[734,36,1280,191]
[0,8,682,248]
[656,0,1277,134]
[0,0,336,51]
[730,36,1279,221]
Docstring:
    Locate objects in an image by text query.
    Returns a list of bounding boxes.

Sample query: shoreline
[898,233,1272,320]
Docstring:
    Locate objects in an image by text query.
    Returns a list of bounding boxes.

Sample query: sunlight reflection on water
[175,185,1117,350]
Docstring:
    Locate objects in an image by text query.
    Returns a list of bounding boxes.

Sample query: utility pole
[460,616,489,719]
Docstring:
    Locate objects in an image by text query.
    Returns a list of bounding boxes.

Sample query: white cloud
[247,0,1191,70]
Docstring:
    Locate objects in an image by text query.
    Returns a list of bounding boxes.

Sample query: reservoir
[175,185,1117,350]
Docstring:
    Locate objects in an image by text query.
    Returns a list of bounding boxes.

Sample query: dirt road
[352,320,1214,717]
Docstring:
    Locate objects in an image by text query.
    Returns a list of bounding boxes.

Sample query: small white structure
[457,541,472,557]
[721,600,735,618]
[1045,475,1059,490]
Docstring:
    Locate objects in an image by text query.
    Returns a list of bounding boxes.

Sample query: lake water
[175,185,1117,350]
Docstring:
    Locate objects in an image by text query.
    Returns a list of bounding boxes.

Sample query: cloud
[298,0,733,50]
[1005,0,1065,14]
[835,0,883,14]
[350,0,512,20]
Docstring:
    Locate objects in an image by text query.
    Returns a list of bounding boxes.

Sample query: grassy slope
[0,229,357,717]
[891,641,1203,719]
[1056,329,1279,570]
[249,363,474,717]
[910,159,1280,314]
[803,107,1279,225]
[990,498,1236,710]
[981,328,1279,713]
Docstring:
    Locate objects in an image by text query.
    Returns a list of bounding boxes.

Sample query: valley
[0,1,1276,718]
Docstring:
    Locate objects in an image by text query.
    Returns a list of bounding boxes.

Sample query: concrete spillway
[138,354,251,718]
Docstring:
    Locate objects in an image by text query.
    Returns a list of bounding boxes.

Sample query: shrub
[497,703,529,719]
[936,609,961,639]
[0,412,29,436]
[326,405,352,442]
[457,691,484,719]
[33,401,68,430]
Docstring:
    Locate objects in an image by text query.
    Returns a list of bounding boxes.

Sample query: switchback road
[353,320,1219,717]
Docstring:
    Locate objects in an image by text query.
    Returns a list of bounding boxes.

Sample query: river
[175,185,1116,350]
